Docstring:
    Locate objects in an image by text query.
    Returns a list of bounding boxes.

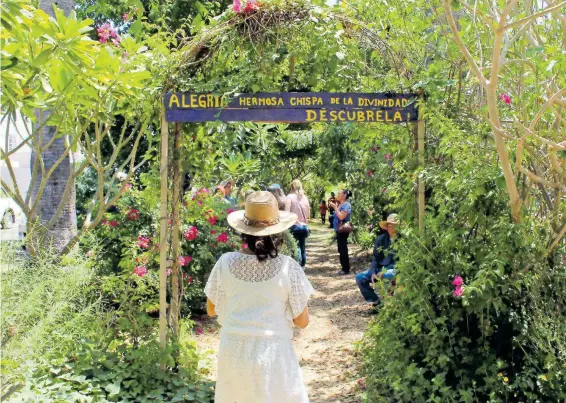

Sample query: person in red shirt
[319,200,328,224]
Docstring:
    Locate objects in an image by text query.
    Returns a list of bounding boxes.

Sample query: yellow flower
[497,373,503,377]
[504,377,509,383]
[541,375,547,381]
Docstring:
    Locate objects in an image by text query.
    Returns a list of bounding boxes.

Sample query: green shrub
[0,245,103,363]
[7,338,214,403]
[0,244,213,402]
[360,162,566,402]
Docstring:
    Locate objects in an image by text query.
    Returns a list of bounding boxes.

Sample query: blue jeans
[355,269,379,303]
[290,225,308,267]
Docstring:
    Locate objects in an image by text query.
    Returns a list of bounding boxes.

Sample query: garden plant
[1,0,564,402]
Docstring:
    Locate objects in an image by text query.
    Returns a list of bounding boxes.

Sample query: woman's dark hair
[342,189,352,199]
[242,233,283,261]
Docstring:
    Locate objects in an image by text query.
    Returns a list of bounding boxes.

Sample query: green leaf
[129,19,142,37]
[105,381,121,395]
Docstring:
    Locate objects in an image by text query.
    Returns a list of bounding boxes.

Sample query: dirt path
[194,221,373,402]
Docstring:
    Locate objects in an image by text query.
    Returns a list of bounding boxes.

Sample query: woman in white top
[285,179,311,268]
[205,191,313,403]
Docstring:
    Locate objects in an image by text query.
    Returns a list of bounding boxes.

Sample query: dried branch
[519,166,563,189]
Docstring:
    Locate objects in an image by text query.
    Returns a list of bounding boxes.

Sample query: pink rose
[184,226,198,241]
[133,266,148,277]
[210,229,217,235]
[241,242,248,250]
[126,208,140,220]
[453,286,463,297]
[452,276,464,286]
[123,13,129,21]
[217,232,229,243]
[367,170,373,177]
[178,255,193,266]
[384,154,392,161]
[86,250,94,258]
[137,236,150,249]
[499,93,512,104]
[233,0,242,12]
[166,268,172,276]
[226,209,236,215]
[207,216,218,225]
[243,0,259,13]
[109,220,118,228]
[196,327,204,335]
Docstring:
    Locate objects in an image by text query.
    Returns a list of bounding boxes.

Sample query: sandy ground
[194,221,374,402]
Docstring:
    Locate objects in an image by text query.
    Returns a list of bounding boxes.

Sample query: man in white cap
[355,213,399,308]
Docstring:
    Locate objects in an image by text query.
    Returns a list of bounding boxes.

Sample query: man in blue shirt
[221,180,237,206]
[355,214,399,306]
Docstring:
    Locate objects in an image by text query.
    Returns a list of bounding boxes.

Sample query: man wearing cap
[220,180,237,206]
[355,213,400,307]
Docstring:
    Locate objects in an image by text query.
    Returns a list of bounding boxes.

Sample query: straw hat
[227,191,297,236]
[379,213,400,230]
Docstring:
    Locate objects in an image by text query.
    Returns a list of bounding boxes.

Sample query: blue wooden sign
[164,93,417,123]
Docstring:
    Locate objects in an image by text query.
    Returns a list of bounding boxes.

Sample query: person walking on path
[267,184,299,261]
[329,189,352,275]
[327,192,337,229]
[205,191,313,403]
[267,183,287,210]
[319,200,327,225]
[355,214,400,306]
[285,180,311,268]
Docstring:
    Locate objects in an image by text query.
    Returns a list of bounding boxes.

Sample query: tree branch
[547,220,566,253]
[442,0,488,87]
[519,166,563,188]
[504,1,566,31]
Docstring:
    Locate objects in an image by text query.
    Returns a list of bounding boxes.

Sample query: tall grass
[0,243,104,364]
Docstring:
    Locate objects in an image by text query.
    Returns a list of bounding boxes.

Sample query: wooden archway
[157,91,425,349]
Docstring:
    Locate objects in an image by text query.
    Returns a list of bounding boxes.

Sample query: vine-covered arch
[156,1,426,349]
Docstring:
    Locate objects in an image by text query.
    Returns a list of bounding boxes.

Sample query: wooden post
[159,109,169,353]
[169,122,183,339]
[417,99,425,235]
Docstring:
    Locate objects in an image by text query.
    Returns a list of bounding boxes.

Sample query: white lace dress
[204,252,314,403]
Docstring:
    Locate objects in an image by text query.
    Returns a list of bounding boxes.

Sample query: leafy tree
[443,0,566,245]
[1,0,157,255]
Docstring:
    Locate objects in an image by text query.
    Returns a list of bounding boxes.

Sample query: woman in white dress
[205,191,313,403]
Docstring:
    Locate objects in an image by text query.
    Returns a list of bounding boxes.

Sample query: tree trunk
[30,0,77,254]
